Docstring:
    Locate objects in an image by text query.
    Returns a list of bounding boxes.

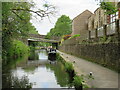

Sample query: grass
[65,62,74,73]
[73,75,89,89]
[56,53,90,89]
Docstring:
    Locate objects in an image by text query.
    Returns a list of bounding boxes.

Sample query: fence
[107,22,116,35]
[84,19,120,41]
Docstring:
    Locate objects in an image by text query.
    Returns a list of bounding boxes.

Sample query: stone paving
[57,51,119,88]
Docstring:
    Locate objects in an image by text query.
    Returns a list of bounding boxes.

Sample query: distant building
[72,10,93,39]
[94,8,107,29]
[72,2,120,41]
[88,14,95,31]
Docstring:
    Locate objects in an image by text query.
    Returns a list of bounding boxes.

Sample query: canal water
[2,49,72,88]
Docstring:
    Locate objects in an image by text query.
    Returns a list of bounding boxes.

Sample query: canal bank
[57,50,119,88]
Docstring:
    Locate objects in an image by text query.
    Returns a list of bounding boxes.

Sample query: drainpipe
[95,28,98,38]
[103,24,107,38]
[88,30,91,40]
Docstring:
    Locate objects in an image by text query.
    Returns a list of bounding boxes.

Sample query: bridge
[28,34,60,43]
[28,38,60,43]
[27,34,60,49]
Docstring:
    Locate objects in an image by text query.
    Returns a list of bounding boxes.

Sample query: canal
[2,49,72,89]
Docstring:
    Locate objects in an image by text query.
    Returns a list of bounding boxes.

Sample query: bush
[69,34,80,39]
[8,40,30,58]
[73,75,89,89]
[73,75,83,89]
[65,62,74,73]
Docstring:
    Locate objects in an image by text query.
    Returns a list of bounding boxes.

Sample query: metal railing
[82,19,120,41]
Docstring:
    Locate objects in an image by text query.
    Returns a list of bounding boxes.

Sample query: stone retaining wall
[59,42,120,72]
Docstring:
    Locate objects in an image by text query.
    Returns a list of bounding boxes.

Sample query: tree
[2,2,57,60]
[95,0,118,15]
[45,15,72,39]
[100,2,117,15]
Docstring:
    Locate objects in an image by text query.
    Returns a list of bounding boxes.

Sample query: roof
[94,7,100,13]
[73,10,93,20]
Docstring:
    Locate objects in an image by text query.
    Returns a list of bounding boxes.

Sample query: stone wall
[59,41,120,72]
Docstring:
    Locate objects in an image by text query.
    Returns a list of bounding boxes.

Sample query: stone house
[72,2,120,40]
[72,10,93,39]
[88,14,95,31]
[94,8,107,29]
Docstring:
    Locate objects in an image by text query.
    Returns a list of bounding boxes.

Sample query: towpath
[58,51,119,88]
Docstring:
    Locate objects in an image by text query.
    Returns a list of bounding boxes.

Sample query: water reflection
[3,49,71,88]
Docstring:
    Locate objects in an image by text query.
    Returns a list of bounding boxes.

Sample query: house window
[110,11,118,24]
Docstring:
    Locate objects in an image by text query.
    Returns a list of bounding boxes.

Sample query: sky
[30,0,99,35]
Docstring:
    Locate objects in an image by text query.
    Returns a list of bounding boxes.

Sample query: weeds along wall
[59,40,120,72]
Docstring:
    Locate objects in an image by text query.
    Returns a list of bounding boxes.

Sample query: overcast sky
[30,0,99,35]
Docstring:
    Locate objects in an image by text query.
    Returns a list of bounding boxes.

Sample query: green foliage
[2,2,37,60]
[100,36,107,42]
[45,15,72,39]
[28,23,39,34]
[73,75,89,89]
[8,40,29,59]
[100,2,117,15]
[65,62,74,73]
[69,34,80,39]
[73,75,83,88]
[46,61,70,87]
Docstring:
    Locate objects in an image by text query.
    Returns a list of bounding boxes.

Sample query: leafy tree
[95,0,118,15]
[45,15,72,39]
[2,2,57,61]
[100,2,117,15]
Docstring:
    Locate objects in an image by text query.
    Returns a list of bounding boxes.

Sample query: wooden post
[115,19,119,35]
[118,8,120,18]
[88,30,91,40]
[103,24,107,37]
[115,19,120,42]
[95,28,98,38]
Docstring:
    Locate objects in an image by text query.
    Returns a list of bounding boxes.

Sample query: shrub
[65,62,74,73]
[69,34,80,39]
[63,35,71,40]
[73,75,83,89]
[8,40,30,58]
[73,75,89,89]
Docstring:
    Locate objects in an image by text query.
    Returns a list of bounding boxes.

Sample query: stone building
[94,8,107,29]
[72,2,120,40]
[88,14,95,31]
[72,10,93,39]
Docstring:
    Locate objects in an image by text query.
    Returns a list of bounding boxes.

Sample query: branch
[12,10,25,21]
[12,8,56,20]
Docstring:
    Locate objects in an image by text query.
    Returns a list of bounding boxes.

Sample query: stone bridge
[28,34,60,49]
[28,34,60,43]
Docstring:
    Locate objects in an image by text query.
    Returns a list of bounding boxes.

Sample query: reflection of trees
[11,75,32,88]
[2,55,32,89]
[3,74,32,89]
[2,65,32,89]
[23,66,36,73]
[46,61,70,87]
[28,51,39,60]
